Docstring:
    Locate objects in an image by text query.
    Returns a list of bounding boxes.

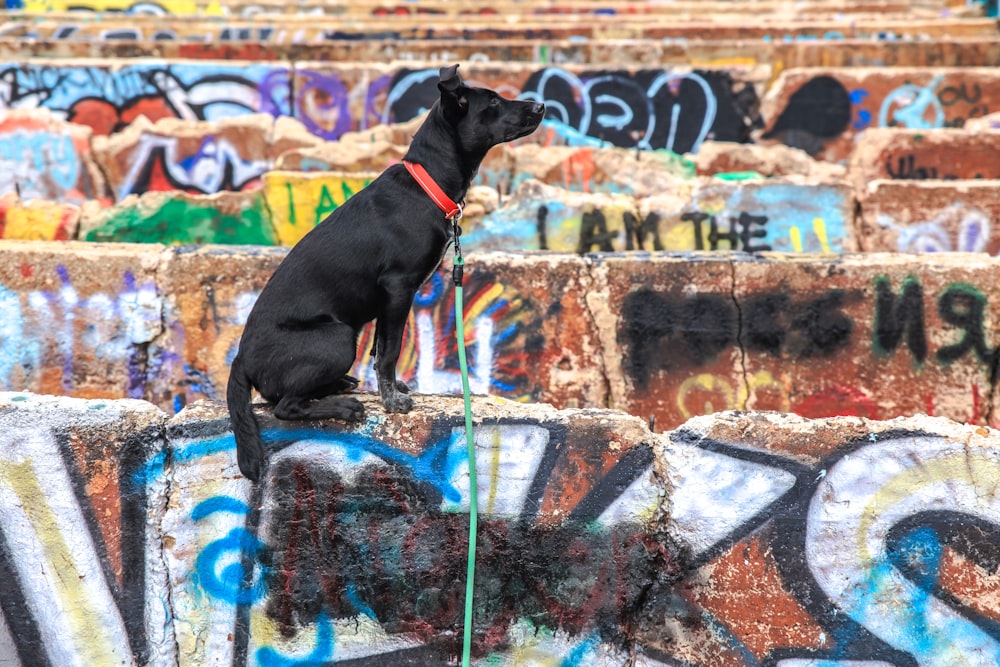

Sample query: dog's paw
[332,374,360,393]
[342,397,366,421]
[383,392,414,414]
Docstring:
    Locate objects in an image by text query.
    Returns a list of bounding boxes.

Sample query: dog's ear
[438,64,468,122]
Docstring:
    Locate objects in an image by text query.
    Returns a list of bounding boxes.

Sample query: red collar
[402,160,463,220]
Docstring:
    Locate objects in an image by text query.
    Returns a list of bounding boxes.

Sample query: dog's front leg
[374,292,415,413]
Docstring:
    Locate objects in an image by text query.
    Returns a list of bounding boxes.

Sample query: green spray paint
[84,197,278,245]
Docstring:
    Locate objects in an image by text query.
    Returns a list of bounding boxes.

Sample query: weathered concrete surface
[80,190,278,245]
[759,67,1000,161]
[472,177,855,254]
[7,36,1000,70]
[152,244,285,413]
[848,127,1000,184]
[3,391,1000,665]
[0,192,80,241]
[593,251,1000,429]
[693,140,846,181]
[0,241,164,400]
[0,108,105,204]
[639,410,1000,665]
[857,180,1000,253]
[92,114,322,200]
[7,15,995,42]
[2,242,998,433]
[0,59,764,155]
[0,392,166,667]
[260,171,375,245]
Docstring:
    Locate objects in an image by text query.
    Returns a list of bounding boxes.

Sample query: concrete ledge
[759,67,1000,161]
[3,391,1000,665]
[1,241,998,432]
[5,37,1000,70]
[858,179,1000,253]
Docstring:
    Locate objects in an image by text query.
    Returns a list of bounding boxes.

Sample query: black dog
[227,65,545,481]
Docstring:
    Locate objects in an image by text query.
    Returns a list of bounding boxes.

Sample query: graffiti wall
[0,393,166,667]
[760,68,1000,161]
[3,392,1000,665]
[0,61,759,152]
[0,243,164,400]
[1,242,997,434]
[640,410,1000,666]
[476,179,851,253]
[0,109,103,203]
[605,252,1000,430]
[859,181,1000,255]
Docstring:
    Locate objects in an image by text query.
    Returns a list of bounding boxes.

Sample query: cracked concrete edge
[582,256,631,413]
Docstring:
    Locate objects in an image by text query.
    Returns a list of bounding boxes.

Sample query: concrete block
[154,244,286,412]
[965,111,1000,131]
[0,193,80,241]
[858,180,1000,253]
[639,411,1000,666]
[0,241,165,401]
[0,109,106,204]
[590,253,743,430]
[468,179,640,253]
[273,139,406,173]
[483,178,854,254]
[692,140,847,181]
[759,67,1000,162]
[153,247,606,415]
[5,391,1000,664]
[599,252,1000,431]
[734,253,1000,424]
[649,179,856,253]
[79,190,277,245]
[157,395,670,663]
[91,114,319,201]
[849,127,1000,184]
[0,392,166,666]
[260,171,375,246]
[496,143,695,197]
[0,59,294,138]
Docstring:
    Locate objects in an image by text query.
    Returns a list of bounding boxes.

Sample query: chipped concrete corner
[2,392,999,665]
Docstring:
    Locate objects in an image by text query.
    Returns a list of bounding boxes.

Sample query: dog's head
[437,64,545,153]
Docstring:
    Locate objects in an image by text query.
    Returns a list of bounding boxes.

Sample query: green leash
[451,214,479,667]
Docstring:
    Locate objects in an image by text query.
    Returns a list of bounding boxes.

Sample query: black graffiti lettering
[885,154,942,180]
[621,289,738,387]
[577,207,616,254]
[789,290,853,357]
[621,287,856,385]
[681,294,738,364]
[744,293,789,355]
[873,276,928,362]
[624,211,663,251]
[938,82,982,107]
[537,204,549,250]
[707,215,741,251]
[737,212,771,252]
[682,210,772,251]
[681,211,711,251]
[936,284,995,366]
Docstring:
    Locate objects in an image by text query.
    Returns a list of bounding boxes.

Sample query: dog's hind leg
[273,393,365,422]
[269,323,365,422]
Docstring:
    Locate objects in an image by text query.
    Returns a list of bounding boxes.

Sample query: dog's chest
[421,224,456,285]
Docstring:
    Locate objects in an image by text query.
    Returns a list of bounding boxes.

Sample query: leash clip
[452,208,465,287]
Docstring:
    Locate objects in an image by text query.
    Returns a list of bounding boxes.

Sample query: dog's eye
[489,96,500,107]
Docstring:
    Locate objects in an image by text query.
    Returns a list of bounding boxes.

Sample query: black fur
[227,65,545,481]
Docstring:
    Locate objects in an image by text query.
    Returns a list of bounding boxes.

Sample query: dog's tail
[227,354,264,482]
